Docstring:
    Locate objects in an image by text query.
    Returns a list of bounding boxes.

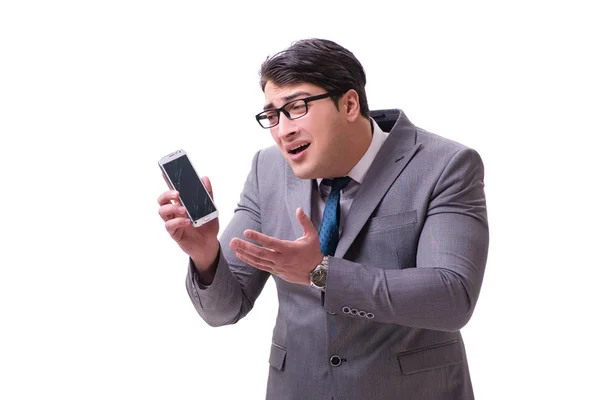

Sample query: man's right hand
[157,176,220,278]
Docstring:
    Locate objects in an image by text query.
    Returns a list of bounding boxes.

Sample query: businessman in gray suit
[158,39,488,399]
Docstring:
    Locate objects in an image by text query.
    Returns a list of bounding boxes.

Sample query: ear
[343,89,361,122]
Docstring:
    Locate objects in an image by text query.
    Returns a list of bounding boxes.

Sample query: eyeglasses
[255,92,339,129]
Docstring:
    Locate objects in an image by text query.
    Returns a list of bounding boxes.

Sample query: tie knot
[322,176,352,193]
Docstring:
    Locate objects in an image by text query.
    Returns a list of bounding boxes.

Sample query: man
[157,39,488,399]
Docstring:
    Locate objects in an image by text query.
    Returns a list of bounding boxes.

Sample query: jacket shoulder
[253,145,287,173]
[416,127,470,153]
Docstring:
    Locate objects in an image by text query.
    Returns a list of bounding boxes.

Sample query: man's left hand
[229,207,323,285]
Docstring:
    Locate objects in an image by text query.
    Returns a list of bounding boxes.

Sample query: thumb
[296,208,317,237]
[201,176,215,201]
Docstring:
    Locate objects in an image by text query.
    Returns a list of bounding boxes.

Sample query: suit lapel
[335,111,422,258]
[285,167,313,239]
[283,110,421,250]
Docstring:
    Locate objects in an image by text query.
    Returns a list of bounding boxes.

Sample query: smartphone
[158,149,218,227]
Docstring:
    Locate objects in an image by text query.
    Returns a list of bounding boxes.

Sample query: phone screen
[162,154,216,222]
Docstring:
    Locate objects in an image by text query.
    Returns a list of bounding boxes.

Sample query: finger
[158,204,187,222]
[296,208,317,237]
[243,230,286,252]
[201,176,215,201]
[165,217,191,237]
[235,251,274,272]
[230,238,278,264]
[157,190,180,206]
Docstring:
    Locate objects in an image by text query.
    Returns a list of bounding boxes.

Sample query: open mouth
[289,143,310,155]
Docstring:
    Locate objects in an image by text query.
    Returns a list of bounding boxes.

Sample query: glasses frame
[255,92,341,129]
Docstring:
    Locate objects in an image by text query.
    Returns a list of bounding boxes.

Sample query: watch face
[311,267,327,288]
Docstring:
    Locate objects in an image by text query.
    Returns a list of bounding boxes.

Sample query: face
[262,81,349,179]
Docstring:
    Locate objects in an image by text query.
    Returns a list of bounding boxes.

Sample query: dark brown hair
[260,39,370,118]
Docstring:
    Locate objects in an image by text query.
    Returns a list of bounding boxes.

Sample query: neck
[337,117,372,176]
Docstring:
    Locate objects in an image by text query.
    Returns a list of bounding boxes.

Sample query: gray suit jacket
[186,110,488,399]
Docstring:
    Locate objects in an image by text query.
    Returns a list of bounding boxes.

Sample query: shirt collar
[347,118,388,184]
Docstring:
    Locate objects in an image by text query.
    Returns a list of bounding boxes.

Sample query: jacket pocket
[397,340,463,375]
[366,210,417,233]
[269,343,287,371]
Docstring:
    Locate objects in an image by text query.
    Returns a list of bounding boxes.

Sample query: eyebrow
[263,91,313,110]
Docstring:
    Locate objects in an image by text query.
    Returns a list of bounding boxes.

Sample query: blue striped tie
[318,177,352,256]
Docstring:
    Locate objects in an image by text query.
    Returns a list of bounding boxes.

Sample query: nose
[274,112,298,140]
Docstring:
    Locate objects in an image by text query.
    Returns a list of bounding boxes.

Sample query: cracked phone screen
[162,155,216,221]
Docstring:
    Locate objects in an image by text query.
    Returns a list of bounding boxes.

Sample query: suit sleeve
[324,147,489,331]
[185,151,271,327]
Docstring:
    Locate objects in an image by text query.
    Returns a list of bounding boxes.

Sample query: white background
[1,1,598,399]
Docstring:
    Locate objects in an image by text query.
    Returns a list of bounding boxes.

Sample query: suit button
[342,306,351,314]
[330,355,342,367]
[328,311,336,315]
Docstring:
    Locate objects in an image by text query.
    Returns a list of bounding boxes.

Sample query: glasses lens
[285,100,308,119]
[257,110,278,128]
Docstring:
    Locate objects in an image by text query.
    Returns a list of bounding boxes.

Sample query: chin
[290,168,312,180]
[289,164,318,180]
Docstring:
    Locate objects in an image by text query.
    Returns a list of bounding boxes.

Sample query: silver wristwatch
[309,256,329,291]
